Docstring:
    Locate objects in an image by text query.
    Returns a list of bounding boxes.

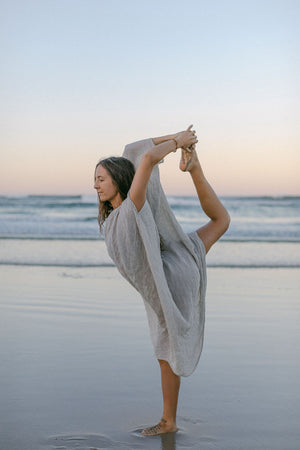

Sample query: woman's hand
[175,125,198,150]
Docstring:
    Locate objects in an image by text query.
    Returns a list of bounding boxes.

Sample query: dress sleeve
[122,138,155,169]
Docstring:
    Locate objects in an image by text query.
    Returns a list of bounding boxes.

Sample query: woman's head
[94,156,135,229]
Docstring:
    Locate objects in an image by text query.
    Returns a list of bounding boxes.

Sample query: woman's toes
[180,148,194,172]
[179,147,199,172]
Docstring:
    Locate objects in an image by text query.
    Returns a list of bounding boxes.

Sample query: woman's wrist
[170,138,179,152]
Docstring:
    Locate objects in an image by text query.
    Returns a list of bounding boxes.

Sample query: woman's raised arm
[129,126,197,212]
[152,133,179,145]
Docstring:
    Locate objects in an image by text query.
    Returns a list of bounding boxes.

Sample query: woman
[94,126,230,436]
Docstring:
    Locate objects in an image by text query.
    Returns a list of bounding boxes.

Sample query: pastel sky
[1,0,299,196]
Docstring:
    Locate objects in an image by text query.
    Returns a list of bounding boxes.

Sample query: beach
[1,264,299,450]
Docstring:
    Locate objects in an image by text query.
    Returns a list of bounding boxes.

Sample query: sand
[0,265,299,450]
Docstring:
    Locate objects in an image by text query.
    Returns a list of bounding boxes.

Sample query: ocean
[0,195,299,268]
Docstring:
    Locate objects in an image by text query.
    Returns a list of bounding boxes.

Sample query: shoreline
[1,239,299,269]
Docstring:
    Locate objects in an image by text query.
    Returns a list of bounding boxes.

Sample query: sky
[1,0,299,196]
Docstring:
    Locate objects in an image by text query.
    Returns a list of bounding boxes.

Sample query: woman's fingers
[187,124,197,136]
[189,133,198,143]
[177,126,198,148]
[186,134,197,145]
[186,125,197,141]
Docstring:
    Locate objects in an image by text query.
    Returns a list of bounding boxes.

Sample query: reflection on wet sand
[160,431,177,449]
[44,431,178,449]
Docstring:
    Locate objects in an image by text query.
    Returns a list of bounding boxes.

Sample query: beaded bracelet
[171,138,179,152]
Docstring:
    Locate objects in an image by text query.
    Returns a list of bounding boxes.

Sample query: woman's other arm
[152,133,179,145]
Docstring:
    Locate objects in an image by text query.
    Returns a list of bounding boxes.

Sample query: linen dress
[104,138,207,377]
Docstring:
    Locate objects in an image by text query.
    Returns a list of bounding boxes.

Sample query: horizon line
[1,193,300,199]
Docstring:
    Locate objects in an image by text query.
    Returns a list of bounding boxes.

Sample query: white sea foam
[0,195,299,267]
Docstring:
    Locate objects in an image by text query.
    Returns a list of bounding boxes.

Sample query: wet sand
[0,266,299,450]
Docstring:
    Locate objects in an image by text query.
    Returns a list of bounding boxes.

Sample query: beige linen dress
[104,138,206,376]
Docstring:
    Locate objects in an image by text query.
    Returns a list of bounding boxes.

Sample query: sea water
[0,195,299,268]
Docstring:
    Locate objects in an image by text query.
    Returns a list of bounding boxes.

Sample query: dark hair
[95,156,135,230]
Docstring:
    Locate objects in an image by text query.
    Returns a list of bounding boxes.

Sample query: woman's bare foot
[141,418,178,436]
[179,145,200,172]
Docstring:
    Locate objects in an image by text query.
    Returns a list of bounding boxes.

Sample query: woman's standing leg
[141,360,180,435]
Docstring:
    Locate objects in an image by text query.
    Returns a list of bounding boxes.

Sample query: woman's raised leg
[180,146,230,253]
[141,360,180,436]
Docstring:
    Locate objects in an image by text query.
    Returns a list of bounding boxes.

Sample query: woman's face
[94,164,120,206]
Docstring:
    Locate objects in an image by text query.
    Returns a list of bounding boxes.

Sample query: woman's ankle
[161,416,176,426]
